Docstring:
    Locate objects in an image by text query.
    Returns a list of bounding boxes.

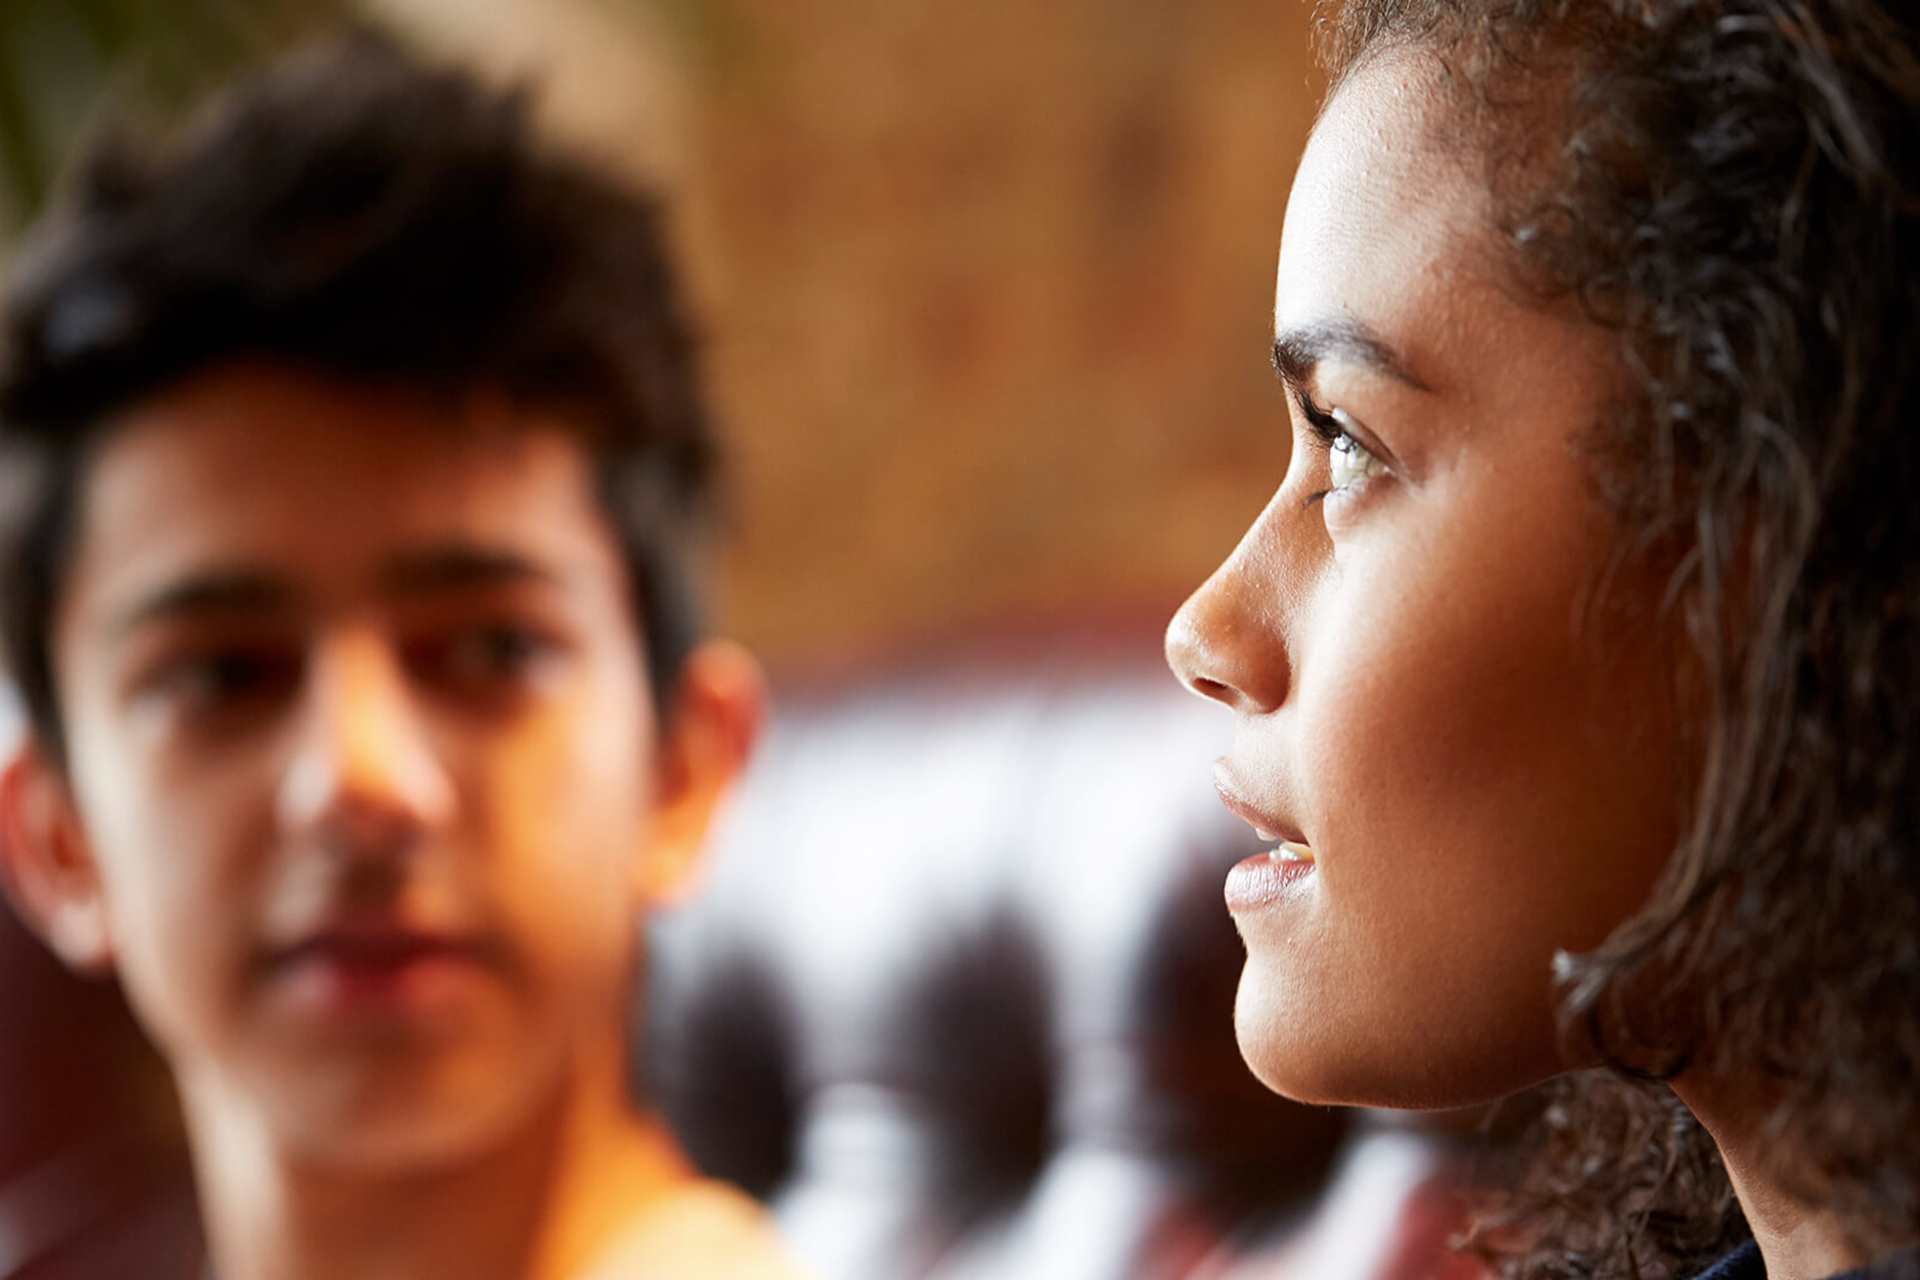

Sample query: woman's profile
[1165,2,1919,1276]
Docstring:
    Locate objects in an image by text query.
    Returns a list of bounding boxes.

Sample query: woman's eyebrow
[1271,319,1434,395]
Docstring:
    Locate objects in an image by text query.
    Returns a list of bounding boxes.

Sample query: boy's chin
[245,1041,566,1172]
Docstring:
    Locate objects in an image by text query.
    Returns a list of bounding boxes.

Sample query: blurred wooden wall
[678,1,1321,665]
[3,0,1325,668]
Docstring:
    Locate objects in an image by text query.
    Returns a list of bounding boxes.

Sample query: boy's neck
[181,1040,691,1280]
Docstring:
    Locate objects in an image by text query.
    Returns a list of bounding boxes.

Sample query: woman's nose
[1165,552,1292,717]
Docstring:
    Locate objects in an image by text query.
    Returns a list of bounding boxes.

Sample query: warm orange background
[4,0,1327,667]
[672,1,1323,664]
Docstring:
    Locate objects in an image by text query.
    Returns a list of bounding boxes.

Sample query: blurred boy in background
[0,30,794,1280]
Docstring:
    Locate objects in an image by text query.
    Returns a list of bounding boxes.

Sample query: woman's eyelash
[1292,388,1344,446]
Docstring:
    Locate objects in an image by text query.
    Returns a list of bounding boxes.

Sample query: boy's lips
[264,912,491,960]
[258,920,500,1016]
[269,930,487,968]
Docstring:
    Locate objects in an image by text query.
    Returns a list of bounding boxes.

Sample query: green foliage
[0,0,349,240]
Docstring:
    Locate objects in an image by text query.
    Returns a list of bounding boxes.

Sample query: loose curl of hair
[1316,1,1920,1276]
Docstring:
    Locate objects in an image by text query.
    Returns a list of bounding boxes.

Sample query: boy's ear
[0,744,113,973]
[637,640,766,908]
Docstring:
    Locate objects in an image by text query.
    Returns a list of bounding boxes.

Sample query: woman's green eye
[1294,391,1386,499]
[1328,430,1385,492]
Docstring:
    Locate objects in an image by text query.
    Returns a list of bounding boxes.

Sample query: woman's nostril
[1192,675,1234,702]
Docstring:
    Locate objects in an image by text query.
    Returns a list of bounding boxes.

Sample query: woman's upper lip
[1212,761,1307,844]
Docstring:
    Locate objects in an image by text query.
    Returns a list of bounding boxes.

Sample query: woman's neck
[180,1042,689,1280]
[1671,1075,1866,1280]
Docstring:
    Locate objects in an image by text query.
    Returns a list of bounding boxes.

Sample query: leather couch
[1,633,1487,1279]
[0,886,200,1280]
[644,631,1355,1279]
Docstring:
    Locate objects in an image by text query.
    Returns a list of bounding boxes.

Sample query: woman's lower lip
[1224,851,1318,912]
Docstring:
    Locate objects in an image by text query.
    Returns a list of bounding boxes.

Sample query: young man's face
[6,363,735,1168]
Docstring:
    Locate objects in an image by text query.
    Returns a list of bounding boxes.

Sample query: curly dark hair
[1314,1,1920,1275]
[0,28,717,760]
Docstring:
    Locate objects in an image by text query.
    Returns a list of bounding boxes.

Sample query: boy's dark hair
[1318,1,1920,1276]
[0,28,716,759]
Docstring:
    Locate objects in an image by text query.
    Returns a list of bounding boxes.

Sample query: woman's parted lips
[1212,760,1309,846]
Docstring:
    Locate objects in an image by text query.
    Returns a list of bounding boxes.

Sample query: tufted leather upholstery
[0,640,1487,1280]
[643,637,1352,1279]
[0,702,203,1280]
[0,897,202,1280]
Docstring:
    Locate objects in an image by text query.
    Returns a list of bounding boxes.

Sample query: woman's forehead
[1277,54,1488,342]
[1275,49,1616,442]
[1278,53,1588,401]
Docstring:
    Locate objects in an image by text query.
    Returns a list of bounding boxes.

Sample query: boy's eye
[424,623,562,690]
[148,647,301,715]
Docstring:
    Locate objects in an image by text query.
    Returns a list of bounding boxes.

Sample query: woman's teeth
[1269,841,1316,864]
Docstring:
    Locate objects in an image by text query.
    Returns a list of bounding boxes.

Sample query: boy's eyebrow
[109,544,565,638]
[1271,319,1434,395]
[112,569,297,638]
[375,542,566,596]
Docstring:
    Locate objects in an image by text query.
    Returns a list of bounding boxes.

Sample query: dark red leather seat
[644,636,1350,1278]
[0,895,200,1280]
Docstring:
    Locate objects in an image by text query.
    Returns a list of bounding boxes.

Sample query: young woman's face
[1166,52,1687,1109]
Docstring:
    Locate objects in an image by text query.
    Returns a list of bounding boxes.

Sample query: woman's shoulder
[1692,1241,1764,1280]
[1840,1250,1920,1280]
[1692,1241,1920,1280]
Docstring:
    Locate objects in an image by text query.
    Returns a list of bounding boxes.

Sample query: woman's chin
[1232,972,1358,1106]
[1232,965,1560,1112]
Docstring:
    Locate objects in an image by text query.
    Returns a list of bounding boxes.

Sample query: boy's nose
[1165,554,1291,717]
[277,628,456,857]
